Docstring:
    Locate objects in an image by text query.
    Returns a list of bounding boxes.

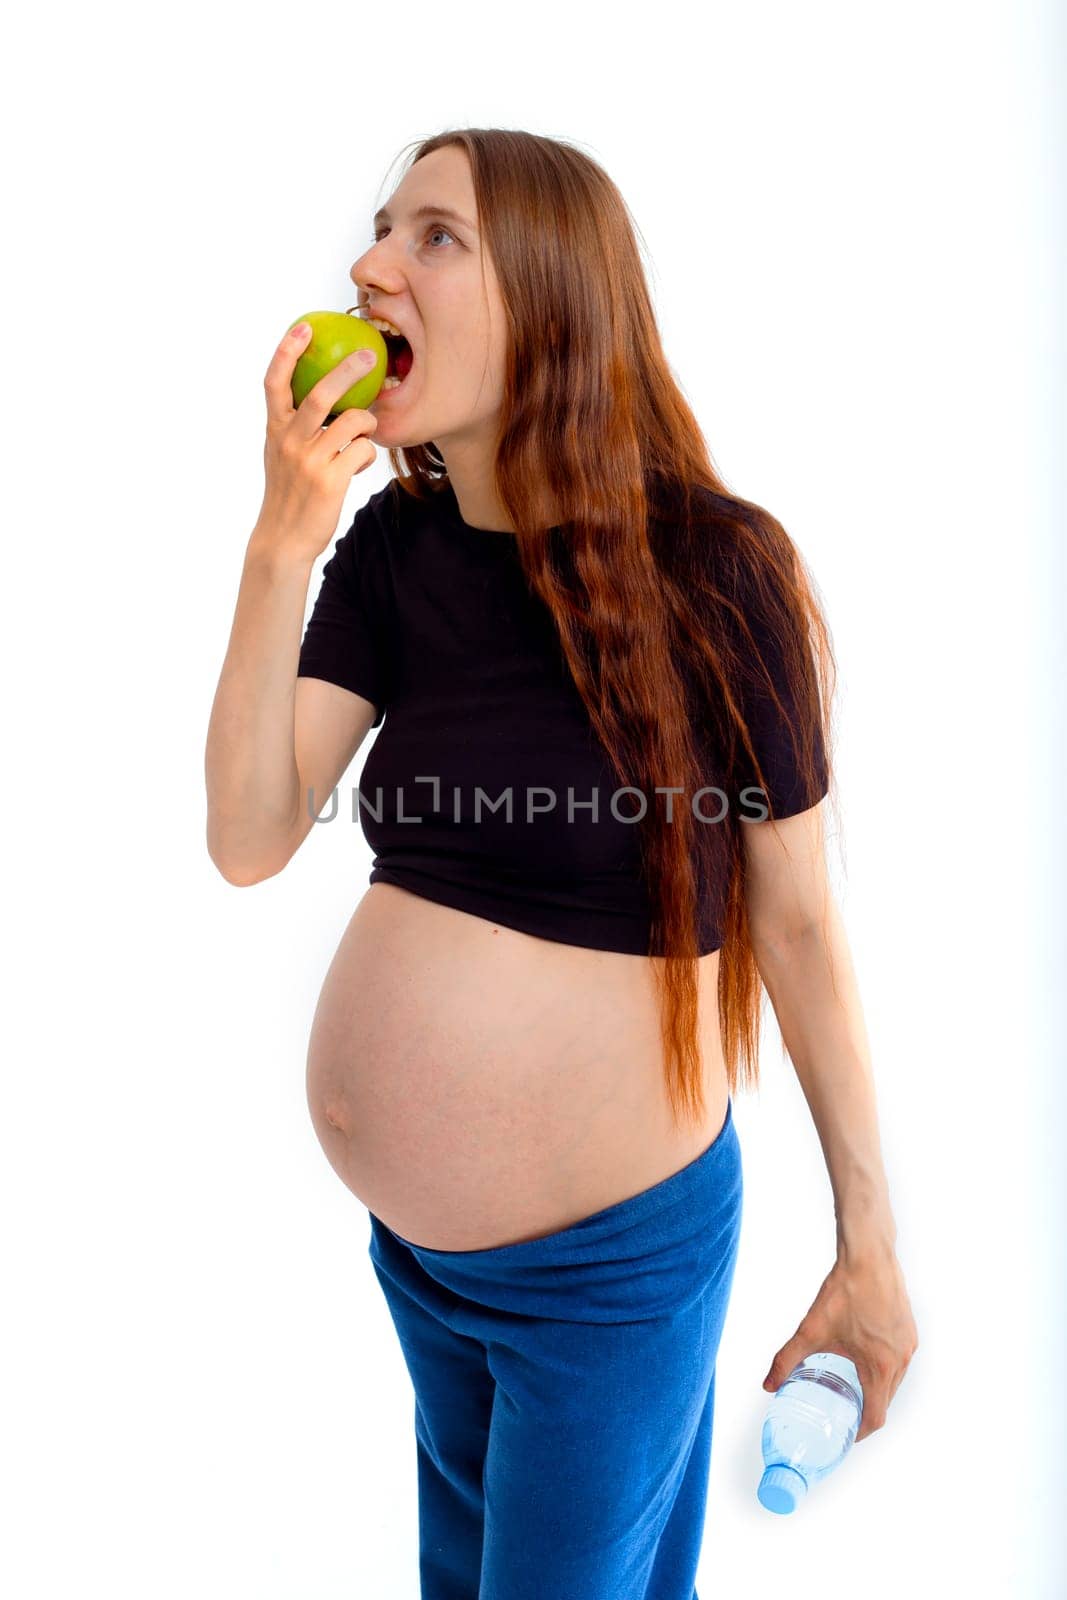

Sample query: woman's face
[350,145,508,456]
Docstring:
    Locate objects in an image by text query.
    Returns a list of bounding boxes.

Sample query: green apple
[288,309,387,415]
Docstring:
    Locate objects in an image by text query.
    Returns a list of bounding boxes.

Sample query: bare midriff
[305,882,731,1252]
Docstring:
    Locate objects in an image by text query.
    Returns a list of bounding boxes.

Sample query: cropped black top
[296,478,828,955]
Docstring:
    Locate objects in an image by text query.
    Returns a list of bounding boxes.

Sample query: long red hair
[375,127,838,1131]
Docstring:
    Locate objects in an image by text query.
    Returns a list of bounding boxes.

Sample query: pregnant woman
[205,131,918,1599]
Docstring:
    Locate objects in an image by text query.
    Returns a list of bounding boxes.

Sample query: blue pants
[367,1095,743,1600]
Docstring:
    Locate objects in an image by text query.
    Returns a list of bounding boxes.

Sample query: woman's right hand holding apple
[256,324,380,565]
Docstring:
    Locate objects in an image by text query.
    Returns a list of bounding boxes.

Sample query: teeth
[381,375,404,390]
[369,316,406,339]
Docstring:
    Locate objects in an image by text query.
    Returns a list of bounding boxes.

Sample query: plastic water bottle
[757,1351,864,1513]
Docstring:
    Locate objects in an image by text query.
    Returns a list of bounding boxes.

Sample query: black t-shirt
[296,478,827,955]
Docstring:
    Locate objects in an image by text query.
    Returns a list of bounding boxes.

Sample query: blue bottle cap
[758,1464,809,1514]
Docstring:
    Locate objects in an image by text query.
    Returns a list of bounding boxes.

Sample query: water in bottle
[757,1351,864,1513]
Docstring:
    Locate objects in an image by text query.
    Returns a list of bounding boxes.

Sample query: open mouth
[382,332,415,392]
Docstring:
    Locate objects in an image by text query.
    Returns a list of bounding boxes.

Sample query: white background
[3,0,1062,1594]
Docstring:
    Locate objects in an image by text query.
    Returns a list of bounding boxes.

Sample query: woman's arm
[204,523,375,885]
[743,804,919,1439]
[741,804,896,1260]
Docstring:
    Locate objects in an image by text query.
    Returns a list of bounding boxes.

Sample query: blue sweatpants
[367,1095,743,1600]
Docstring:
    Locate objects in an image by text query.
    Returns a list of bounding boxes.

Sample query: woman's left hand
[761,1249,920,1443]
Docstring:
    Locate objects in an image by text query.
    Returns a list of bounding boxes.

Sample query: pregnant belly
[305,882,729,1251]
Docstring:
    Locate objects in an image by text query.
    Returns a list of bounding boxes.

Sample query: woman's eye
[369,224,455,249]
